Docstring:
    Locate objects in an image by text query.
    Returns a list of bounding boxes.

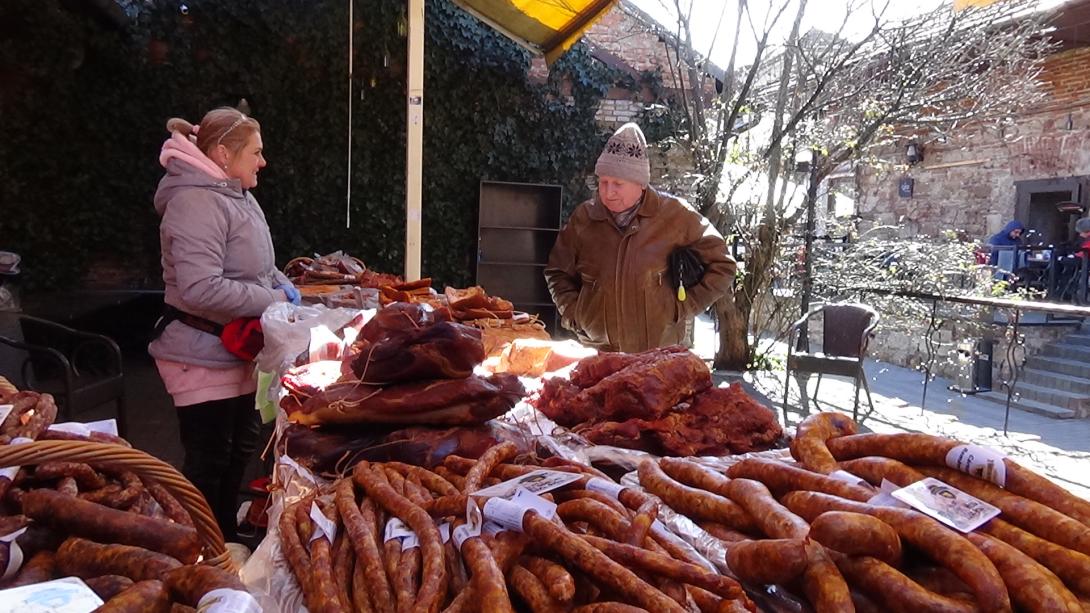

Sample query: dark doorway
[1014,177,1086,245]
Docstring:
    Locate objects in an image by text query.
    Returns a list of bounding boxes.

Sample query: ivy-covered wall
[1,0,616,290]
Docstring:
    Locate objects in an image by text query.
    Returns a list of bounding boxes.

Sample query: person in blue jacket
[987,220,1024,266]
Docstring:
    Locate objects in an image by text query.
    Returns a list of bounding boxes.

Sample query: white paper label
[473,469,582,499]
[438,522,451,544]
[452,524,476,549]
[453,498,484,549]
[278,455,317,486]
[867,479,913,509]
[400,532,420,551]
[482,521,506,536]
[0,438,33,482]
[309,503,337,543]
[466,497,483,533]
[384,518,414,543]
[197,587,262,613]
[0,528,26,581]
[482,488,557,532]
[0,406,13,426]
[49,418,118,437]
[0,577,103,613]
[828,470,867,487]
[585,477,627,500]
[945,444,1007,487]
[891,477,1001,533]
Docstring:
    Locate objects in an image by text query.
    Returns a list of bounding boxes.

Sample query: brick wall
[595,98,643,127]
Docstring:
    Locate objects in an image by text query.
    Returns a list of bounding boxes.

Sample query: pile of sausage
[638,411,1090,612]
[0,387,253,610]
[279,441,757,613]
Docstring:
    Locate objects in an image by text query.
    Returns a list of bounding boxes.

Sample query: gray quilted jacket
[148,159,290,368]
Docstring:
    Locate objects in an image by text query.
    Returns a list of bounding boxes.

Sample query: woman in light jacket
[149,107,299,541]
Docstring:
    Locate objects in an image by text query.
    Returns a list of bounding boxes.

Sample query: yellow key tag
[677,285,686,302]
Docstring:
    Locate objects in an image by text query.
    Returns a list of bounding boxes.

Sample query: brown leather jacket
[544,188,736,352]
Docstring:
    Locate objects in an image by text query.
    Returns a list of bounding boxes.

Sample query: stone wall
[846,46,1090,373]
[856,46,1090,239]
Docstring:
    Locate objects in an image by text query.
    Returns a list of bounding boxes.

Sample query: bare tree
[644,0,1050,370]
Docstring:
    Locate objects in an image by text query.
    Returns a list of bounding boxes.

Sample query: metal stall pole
[404,0,424,281]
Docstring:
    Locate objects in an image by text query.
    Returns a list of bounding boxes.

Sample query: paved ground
[693,315,1090,500]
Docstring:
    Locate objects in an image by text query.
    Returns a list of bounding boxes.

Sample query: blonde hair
[165,107,260,157]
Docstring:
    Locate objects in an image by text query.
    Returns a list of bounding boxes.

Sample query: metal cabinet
[476,181,562,333]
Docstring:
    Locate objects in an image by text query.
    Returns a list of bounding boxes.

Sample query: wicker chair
[783,303,879,422]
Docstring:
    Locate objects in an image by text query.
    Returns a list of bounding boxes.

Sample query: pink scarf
[159,131,229,180]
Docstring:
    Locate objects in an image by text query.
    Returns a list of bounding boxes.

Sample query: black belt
[154,304,225,338]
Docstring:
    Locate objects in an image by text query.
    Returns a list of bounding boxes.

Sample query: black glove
[669,246,706,302]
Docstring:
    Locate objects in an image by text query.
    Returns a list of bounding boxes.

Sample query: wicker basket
[0,440,235,573]
[0,376,17,399]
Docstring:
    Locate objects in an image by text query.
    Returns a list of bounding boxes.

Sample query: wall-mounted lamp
[905,142,924,166]
[794,149,814,174]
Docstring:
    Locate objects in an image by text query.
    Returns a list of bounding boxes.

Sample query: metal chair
[0,314,127,437]
[783,302,879,423]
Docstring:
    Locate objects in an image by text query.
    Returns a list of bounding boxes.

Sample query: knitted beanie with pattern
[595,122,650,187]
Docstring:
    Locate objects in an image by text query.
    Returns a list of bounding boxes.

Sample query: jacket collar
[587,187,663,221]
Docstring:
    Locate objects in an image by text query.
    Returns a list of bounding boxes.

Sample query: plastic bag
[239,454,323,613]
[257,302,371,374]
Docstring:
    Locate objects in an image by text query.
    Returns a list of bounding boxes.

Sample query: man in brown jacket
[545,123,736,352]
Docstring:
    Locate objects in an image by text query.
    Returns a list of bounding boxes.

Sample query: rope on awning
[346,0,354,228]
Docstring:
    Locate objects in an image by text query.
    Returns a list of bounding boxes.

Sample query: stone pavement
[692,316,1090,500]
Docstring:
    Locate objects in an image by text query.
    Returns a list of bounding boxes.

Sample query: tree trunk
[713,293,750,371]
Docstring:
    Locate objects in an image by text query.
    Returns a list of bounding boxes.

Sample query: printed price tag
[945,445,1007,487]
[453,498,484,548]
[585,477,627,500]
[197,588,262,613]
[473,470,582,499]
[482,522,506,536]
[452,525,476,549]
[482,488,557,532]
[891,477,1001,533]
[309,503,337,543]
[384,518,414,543]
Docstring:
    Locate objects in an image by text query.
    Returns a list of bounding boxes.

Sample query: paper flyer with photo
[891,477,1000,533]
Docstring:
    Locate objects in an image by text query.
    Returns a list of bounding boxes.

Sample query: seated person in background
[987,220,1024,266]
[1074,218,1090,259]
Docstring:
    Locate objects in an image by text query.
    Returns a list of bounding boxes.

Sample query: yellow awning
[954,0,1000,10]
[454,0,618,64]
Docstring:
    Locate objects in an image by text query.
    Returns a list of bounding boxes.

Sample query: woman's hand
[276,283,302,305]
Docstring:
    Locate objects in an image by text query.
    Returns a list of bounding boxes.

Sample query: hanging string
[346,0,354,228]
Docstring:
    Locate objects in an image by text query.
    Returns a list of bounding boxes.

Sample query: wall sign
[898,177,914,198]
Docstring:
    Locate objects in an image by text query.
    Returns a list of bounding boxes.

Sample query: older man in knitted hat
[545,123,736,352]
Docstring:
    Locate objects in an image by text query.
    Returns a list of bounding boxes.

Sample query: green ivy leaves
[4,0,614,290]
